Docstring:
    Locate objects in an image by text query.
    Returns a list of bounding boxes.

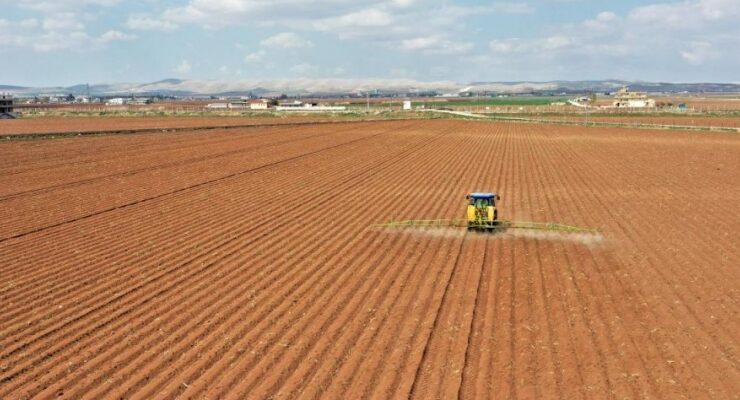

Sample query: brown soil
[0,119,738,399]
[0,116,330,135]
[547,115,740,128]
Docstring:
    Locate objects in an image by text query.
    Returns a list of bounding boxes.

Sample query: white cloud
[489,36,571,53]
[244,50,266,63]
[630,0,740,28]
[163,0,317,27]
[175,60,192,74]
[97,30,136,44]
[400,36,474,55]
[3,0,736,82]
[542,36,571,50]
[20,18,39,29]
[1,14,133,52]
[13,0,121,12]
[427,43,475,55]
[489,38,522,53]
[313,8,394,31]
[389,0,416,7]
[163,1,383,24]
[400,36,440,51]
[0,0,135,53]
[483,0,740,78]
[42,13,85,31]
[582,11,619,31]
[488,2,535,14]
[33,31,91,52]
[126,16,179,32]
[680,41,717,65]
[158,0,524,55]
[260,32,313,49]
[0,18,39,29]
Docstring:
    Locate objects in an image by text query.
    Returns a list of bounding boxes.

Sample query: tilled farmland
[1,119,738,399]
[0,116,332,136]
[545,115,740,129]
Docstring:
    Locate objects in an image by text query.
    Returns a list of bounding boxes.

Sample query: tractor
[466,192,500,230]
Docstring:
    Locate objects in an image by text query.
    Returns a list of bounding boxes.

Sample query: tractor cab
[466,192,500,230]
[467,192,498,207]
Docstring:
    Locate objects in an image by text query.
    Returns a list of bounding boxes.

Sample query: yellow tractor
[466,192,500,230]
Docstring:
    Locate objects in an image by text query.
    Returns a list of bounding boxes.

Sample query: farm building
[106,98,126,106]
[275,101,346,112]
[129,98,153,106]
[277,100,309,109]
[0,93,16,119]
[613,87,656,108]
[206,99,268,110]
[250,99,270,110]
[223,99,250,109]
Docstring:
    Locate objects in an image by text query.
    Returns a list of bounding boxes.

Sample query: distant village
[205,99,347,112]
[0,86,696,120]
[14,93,156,106]
[11,93,351,112]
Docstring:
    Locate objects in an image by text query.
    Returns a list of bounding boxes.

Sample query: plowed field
[546,115,740,129]
[1,119,738,399]
[0,116,327,136]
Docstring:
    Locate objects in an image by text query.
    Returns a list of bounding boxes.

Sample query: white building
[403,100,412,111]
[129,98,153,106]
[106,98,126,106]
[250,99,270,110]
[227,100,250,109]
[277,100,306,109]
[613,87,656,108]
[275,101,346,112]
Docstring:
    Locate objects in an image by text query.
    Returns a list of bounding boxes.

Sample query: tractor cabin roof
[469,192,497,199]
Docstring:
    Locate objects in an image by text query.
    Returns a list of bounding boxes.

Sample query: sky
[0,0,738,86]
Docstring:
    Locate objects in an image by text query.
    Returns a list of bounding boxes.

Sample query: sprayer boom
[379,219,597,234]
